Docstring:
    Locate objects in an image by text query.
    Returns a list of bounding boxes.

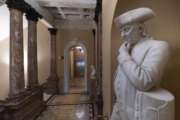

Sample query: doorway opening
[64,40,88,94]
[69,46,86,93]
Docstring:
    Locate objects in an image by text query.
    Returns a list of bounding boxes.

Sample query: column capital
[6,0,29,12]
[48,28,58,35]
[26,7,42,22]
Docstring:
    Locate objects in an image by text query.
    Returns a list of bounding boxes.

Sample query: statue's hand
[118,42,132,64]
[119,42,131,52]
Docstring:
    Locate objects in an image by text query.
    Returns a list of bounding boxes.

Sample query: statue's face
[120,23,141,44]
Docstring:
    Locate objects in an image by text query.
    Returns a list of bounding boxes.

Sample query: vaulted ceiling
[36,0,97,29]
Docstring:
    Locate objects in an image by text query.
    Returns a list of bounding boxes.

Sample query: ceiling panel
[36,0,97,29]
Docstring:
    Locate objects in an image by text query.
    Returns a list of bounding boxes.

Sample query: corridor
[0,0,102,120]
[1,0,180,119]
[37,78,93,120]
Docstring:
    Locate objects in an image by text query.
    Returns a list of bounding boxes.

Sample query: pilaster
[44,28,60,94]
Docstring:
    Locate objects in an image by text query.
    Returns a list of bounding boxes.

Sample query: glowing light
[75,46,82,49]
[80,49,84,53]
[75,110,85,118]
[24,49,28,74]
[77,61,85,67]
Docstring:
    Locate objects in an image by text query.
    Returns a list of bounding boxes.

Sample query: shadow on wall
[0,38,9,100]
[111,0,180,119]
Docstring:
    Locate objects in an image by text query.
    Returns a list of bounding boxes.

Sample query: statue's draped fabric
[111,39,170,120]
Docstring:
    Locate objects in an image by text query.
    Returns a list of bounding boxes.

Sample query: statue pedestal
[136,88,174,120]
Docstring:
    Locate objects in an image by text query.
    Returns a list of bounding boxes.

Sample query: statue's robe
[111,39,174,120]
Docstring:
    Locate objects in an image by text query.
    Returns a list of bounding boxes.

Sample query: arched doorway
[64,40,88,94]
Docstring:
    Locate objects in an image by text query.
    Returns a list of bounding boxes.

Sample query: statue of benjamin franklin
[111,8,174,120]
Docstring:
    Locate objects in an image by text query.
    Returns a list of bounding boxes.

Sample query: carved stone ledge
[0,87,45,120]
[6,0,30,12]
[26,7,42,22]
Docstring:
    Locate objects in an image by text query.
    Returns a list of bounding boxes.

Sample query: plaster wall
[37,21,51,85]
[56,29,94,93]
[102,0,118,116]
[111,0,180,119]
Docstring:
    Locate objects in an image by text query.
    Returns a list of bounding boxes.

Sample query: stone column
[26,8,42,89]
[49,28,58,77]
[0,1,46,119]
[45,28,59,94]
[6,0,28,98]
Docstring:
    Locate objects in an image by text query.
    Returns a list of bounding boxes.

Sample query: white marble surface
[114,8,154,28]
[111,7,174,120]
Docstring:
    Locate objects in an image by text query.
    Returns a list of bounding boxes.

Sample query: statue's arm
[121,42,170,91]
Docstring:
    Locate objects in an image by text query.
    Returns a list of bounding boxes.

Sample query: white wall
[102,0,118,116]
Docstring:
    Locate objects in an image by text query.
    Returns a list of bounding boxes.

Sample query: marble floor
[37,77,93,120]
[69,77,86,92]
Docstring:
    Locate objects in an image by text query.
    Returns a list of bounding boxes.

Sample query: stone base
[43,75,59,94]
[0,87,46,120]
[93,93,103,118]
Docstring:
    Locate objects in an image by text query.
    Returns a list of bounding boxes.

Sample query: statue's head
[114,8,155,44]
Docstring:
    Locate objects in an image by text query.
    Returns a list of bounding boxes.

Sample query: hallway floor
[37,77,93,120]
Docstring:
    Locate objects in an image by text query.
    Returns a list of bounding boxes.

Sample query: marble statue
[111,8,174,120]
[90,65,96,79]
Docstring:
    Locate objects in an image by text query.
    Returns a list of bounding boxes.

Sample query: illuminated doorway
[64,40,87,94]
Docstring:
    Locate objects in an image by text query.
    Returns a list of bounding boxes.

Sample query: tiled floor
[47,94,90,105]
[69,77,86,93]
[37,77,93,120]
